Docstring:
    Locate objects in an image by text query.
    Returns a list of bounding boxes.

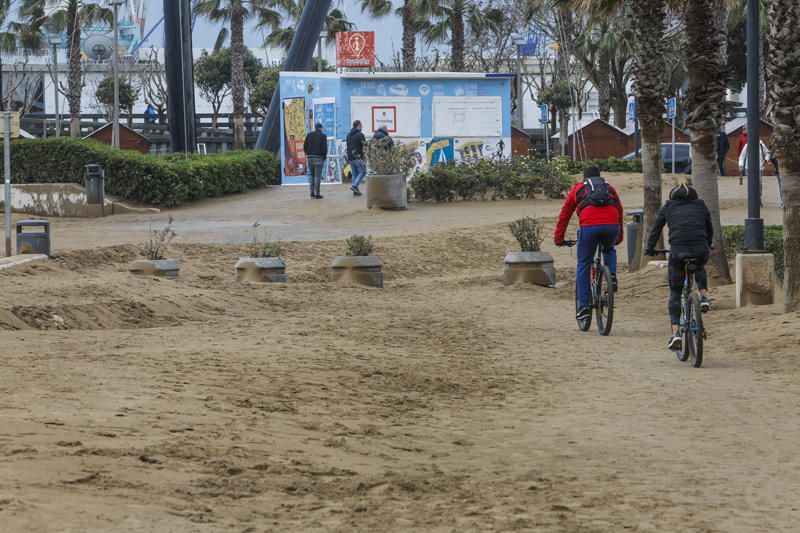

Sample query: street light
[510,33,527,128]
[744,0,763,251]
[49,34,61,138]
[110,0,125,149]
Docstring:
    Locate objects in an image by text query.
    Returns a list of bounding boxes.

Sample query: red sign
[335,31,375,68]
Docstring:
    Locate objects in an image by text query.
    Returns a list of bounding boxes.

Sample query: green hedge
[722,225,784,281]
[0,137,280,207]
[409,157,572,202]
[554,156,643,174]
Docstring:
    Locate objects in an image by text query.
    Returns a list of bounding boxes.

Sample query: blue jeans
[350,159,367,189]
[577,224,619,308]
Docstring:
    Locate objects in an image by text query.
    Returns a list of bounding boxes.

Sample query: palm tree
[20,0,111,137]
[361,0,417,71]
[195,0,280,150]
[417,0,503,71]
[264,0,352,53]
[765,0,800,311]
[681,0,732,283]
[0,0,20,111]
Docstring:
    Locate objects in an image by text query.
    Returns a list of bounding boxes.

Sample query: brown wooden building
[552,118,630,160]
[84,123,151,154]
[511,125,532,156]
[623,121,690,153]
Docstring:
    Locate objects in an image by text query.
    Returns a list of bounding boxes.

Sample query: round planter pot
[128,259,180,278]
[366,174,408,210]
[235,257,287,283]
[503,251,556,287]
[331,255,383,288]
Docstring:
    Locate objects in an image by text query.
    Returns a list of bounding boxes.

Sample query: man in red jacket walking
[554,167,625,321]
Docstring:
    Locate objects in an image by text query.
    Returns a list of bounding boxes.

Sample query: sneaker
[314,194,323,199]
[700,296,710,313]
[310,193,316,198]
[351,186,361,196]
[611,274,619,292]
[667,333,682,351]
[576,306,591,321]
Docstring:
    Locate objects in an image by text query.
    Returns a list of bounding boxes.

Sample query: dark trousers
[668,244,709,324]
[576,224,619,308]
[717,157,727,176]
[307,156,324,196]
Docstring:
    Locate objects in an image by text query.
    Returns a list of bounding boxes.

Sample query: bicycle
[561,239,614,336]
[653,249,706,368]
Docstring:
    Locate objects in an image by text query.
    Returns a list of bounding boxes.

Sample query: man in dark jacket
[303,123,327,199]
[645,178,713,351]
[716,129,730,176]
[346,120,367,196]
[372,126,394,148]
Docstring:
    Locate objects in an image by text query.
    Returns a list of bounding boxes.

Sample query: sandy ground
[1,175,798,532]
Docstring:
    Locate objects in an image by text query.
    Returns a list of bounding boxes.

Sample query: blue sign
[539,104,549,124]
[667,97,677,120]
[628,100,637,123]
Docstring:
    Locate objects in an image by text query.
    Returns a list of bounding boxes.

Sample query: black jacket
[303,130,327,158]
[346,127,366,160]
[716,132,730,160]
[647,186,713,250]
[372,129,394,148]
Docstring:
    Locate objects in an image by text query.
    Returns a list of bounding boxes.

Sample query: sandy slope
[1,216,799,531]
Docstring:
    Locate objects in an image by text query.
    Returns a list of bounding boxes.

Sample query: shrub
[509,216,545,252]
[144,216,176,260]
[0,138,280,207]
[247,221,283,258]
[722,225,784,281]
[346,235,375,257]
[553,156,643,174]
[363,141,419,176]
[409,156,571,202]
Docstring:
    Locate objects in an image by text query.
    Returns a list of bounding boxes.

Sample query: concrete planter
[366,174,408,210]
[128,259,180,278]
[503,251,556,287]
[331,255,383,288]
[235,257,287,283]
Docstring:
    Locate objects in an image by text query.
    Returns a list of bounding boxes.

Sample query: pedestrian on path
[304,123,327,199]
[716,129,729,176]
[372,125,394,148]
[347,120,367,196]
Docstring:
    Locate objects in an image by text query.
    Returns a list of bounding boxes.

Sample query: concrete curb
[0,254,48,272]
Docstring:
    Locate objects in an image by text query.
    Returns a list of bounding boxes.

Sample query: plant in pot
[129,216,181,277]
[331,234,383,287]
[362,141,418,210]
[235,222,287,283]
[503,216,556,287]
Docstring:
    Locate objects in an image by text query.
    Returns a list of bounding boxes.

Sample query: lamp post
[110,0,124,149]
[49,34,61,137]
[510,34,527,128]
[744,0,763,251]
[318,32,325,72]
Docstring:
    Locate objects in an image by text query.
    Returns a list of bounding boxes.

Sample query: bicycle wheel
[575,280,591,331]
[688,292,704,367]
[595,265,614,336]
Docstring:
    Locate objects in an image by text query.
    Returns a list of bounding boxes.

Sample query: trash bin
[626,209,644,272]
[84,164,105,205]
[16,220,51,257]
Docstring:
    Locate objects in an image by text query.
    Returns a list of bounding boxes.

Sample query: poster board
[282,97,307,177]
[350,97,421,137]
[432,96,502,138]
[335,31,375,68]
[312,97,342,184]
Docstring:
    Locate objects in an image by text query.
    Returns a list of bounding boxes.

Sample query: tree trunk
[640,119,664,246]
[66,1,82,137]
[611,97,627,129]
[401,0,416,72]
[560,110,568,157]
[230,2,246,150]
[596,53,611,123]
[683,0,732,283]
[450,11,464,72]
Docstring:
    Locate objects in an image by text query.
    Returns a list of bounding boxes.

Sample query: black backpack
[577,176,616,212]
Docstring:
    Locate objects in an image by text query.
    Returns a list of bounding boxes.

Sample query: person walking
[347,120,367,196]
[372,125,394,148]
[737,125,748,158]
[303,123,327,199]
[716,128,729,176]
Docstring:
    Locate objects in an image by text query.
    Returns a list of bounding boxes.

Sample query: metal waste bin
[84,164,105,205]
[626,209,644,272]
[16,220,51,257]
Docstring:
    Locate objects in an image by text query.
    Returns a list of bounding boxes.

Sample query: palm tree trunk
[596,53,611,123]
[450,11,465,71]
[230,1,246,150]
[765,0,800,311]
[401,0,416,72]
[66,1,82,137]
[611,96,627,129]
[683,0,732,283]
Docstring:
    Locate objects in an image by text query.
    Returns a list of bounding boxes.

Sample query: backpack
[577,176,616,212]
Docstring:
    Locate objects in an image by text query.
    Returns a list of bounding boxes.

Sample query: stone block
[128,259,180,278]
[235,257,287,283]
[366,174,407,210]
[735,253,775,307]
[503,251,556,287]
[331,256,383,288]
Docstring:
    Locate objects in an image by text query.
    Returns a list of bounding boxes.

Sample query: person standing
[303,123,327,199]
[737,125,748,158]
[716,128,729,176]
[372,125,394,148]
[347,120,367,196]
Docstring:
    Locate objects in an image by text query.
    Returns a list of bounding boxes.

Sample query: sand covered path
[1,222,799,531]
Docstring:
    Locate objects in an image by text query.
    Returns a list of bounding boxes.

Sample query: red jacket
[737,133,747,157]
[554,180,624,245]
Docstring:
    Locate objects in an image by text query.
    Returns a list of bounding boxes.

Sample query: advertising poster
[426,137,455,167]
[335,31,376,68]
[283,97,307,177]
[371,106,397,133]
[312,98,341,184]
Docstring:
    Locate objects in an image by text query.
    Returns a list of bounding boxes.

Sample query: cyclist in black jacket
[645,177,713,351]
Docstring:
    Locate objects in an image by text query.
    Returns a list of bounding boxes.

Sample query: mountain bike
[654,249,705,368]
[561,239,614,336]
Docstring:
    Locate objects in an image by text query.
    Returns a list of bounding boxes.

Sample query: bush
[363,141,418,176]
[509,216,545,252]
[554,156,643,174]
[346,235,375,257]
[409,156,572,202]
[247,221,283,258]
[722,225,784,281]
[0,138,280,207]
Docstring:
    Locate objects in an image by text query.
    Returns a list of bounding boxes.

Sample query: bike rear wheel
[575,280,591,331]
[595,265,614,336]
[687,292,704,367]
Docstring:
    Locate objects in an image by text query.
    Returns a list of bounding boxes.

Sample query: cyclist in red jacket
[555,167,625,321]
